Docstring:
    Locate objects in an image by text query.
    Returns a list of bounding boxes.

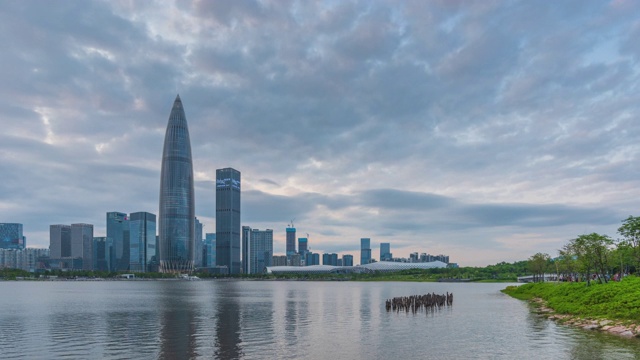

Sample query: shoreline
[530,297,640,339]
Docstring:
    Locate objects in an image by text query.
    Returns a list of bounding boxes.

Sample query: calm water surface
[1,280,639,359]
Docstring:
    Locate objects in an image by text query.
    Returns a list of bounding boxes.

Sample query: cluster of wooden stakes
[386,292,453,313]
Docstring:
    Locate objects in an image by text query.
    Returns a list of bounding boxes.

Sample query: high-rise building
[216,167,241,274]
[360,238,371,265]
[50,225,71,259]
[241,226,251,274]
[286,226,296,255]
[129,212,156,272]
[107,212,129,271]
[71,223,93,270]
[380,242,392,261]
[93,237,110,271]
[322,253,338,266]
[305,252,320,266]
[159,95,196,273]
[194,217,203,268]
[272,255,288,267]
[0,223,25,249]
[343,254,354,266]
[204,233,216,267]
[242,227,273,274]
[298,237,308,255]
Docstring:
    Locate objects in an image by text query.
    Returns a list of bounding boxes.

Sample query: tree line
[528,215,640,286]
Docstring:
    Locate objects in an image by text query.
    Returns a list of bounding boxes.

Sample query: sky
[1,0,640,266]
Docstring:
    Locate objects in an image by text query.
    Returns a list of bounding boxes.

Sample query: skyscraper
[71,223,93,271]
[159,95,196,273]
[216,167,241,274]
[107,211,128,271]
[241,226,251,274]
[50,224,71,259]
[286,226,296,255]
[380,242,392,261]
[298,237,308,255]
[93,237,109,271]
[0,223,25,249]
[360,238,371,265]
[204,233,216,268]
[242,226,274,274]
[129,212,156,272]
[343,254,354,266]
[195,217,203,268]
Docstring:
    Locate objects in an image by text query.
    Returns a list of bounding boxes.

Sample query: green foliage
[618,215,640,271]
[0,268,32,280]
[528,253,550,282]
[502,276,640,321]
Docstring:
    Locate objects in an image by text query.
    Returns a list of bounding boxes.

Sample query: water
[1,280,639,359]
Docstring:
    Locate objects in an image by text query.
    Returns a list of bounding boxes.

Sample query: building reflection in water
[159,282,198,359]
[214,281,243,358]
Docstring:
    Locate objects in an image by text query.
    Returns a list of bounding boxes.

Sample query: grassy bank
[502,277,640,322]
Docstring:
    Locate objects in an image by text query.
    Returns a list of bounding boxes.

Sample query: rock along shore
[531,298,639,339]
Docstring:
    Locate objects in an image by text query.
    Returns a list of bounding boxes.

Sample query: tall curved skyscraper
[158,95,195,273]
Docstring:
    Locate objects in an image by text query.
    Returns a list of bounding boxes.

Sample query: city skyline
[1,2,639,266]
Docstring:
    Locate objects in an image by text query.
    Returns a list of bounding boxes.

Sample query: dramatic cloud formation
[1,0,639,265]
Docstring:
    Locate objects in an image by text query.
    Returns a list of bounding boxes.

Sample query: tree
[557,243,577,281]
[570,233,613,285]
[528,253,550,282]
[618,215,640,274]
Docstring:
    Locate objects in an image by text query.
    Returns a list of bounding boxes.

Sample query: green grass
[502,277,640,322]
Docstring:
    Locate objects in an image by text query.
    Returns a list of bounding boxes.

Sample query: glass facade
[71,223,93,270]
[380,242,392,261]
[216,167,241,274]
[93,237,110,271]
[107,212,129,271]
[360,238,371,265]
[159,95,196,273]
[286,227,296,255]
[298,237,307,255]
[129,212,156,272]
[242,227,273,274]
[0,223,25,249]
[204,233,216,267]
[49,224,71,259]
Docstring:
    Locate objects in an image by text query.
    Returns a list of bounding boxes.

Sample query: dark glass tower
[159,95,195,273]
[216,167,241,274]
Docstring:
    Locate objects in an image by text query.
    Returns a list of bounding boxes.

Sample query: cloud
[0,1,638,266]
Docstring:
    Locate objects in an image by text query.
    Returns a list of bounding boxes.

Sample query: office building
[216,167,241,274]
[272,255,288,267]
[298,237,308,255]
[159,95,196,273]
[195,217,203,268]
[49,224,71,259]
[360,238,371,265]
[380,242,392,261]
[242,227,273,274]
[204,233,216,267]
[342,254,353,266]
[129,212,156,272]
[107,212,129,271]
[305,252,320,266]
[286,226,296,255]
[93,237,110,271]
[322,253,338,266]
[241,226,251,274]
[71,223,93,270]
[0,223,25,249]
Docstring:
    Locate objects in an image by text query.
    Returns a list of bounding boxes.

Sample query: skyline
[1,1,640,266]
